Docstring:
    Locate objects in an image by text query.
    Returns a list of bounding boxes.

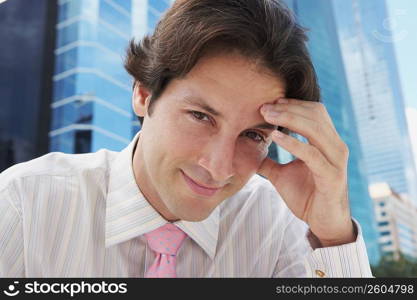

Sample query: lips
[181,170,221,197]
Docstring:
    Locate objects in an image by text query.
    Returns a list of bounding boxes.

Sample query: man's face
[133,52,286,222]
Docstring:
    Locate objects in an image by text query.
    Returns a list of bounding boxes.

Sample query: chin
[182,214,209,222]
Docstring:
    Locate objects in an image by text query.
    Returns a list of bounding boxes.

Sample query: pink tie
[144,223,187,278]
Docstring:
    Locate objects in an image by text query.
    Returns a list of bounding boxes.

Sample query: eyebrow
[182,95,278,131]
[183,95,223,118]
[252,123,278,131]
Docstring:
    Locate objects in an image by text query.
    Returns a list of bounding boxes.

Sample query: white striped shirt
[0,131,373,277]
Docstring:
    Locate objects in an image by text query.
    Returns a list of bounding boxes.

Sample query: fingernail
[278,98,288,104]
[266,111,280,119]
[273,131,285,139]
[261,104,274,113]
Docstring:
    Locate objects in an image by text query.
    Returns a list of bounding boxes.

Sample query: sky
[386,0,417,171]
[386,0,417,109]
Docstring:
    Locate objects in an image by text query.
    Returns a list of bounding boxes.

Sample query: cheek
[173,114,215,150]
[151,110,194,145]
[160,114,206,156]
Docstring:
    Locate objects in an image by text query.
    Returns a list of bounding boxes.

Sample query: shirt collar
[105,131,220,259]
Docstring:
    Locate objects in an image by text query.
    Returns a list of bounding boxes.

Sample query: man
[0,0,372,277]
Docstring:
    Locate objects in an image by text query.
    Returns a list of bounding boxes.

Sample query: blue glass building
[332,0,417,207]
[51,0,132,153]
[283,0,381,265]
[0,0,57,172]
[51,0,173,153]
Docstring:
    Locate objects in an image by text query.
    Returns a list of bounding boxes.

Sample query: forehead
[167,53,286,118]
[188,52,285,99]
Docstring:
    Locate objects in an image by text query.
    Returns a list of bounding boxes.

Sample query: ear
[132,82,151,117]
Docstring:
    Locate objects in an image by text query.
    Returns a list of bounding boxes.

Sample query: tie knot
[144,223,187,256]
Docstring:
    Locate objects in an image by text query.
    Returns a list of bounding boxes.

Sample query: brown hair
[124,0,321,134]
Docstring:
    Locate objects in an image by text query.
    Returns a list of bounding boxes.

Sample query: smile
[180,170,222,197]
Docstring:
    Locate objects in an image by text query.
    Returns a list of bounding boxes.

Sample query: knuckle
[281,112,293,122]
[314,103,328,117]
[333,168,347,182]
[308,145,321,161]
[312,121,322,134]
[339,142,350,157]
[316,102,326,112]
[311,109,321,121]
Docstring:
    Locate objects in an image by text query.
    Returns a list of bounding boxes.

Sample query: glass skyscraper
[333,0,417,207]
[283,0,381,265]
[51,0,173,153]
[51,0,130,153]
[0,0,57,172]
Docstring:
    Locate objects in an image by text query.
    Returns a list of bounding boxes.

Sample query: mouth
[180,170,222,197]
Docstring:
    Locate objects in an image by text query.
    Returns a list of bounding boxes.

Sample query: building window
[74,130,91,153]
[381,240,393,246]
[0,139,15,172]
[75,101,93,124]
[378,221,389,226]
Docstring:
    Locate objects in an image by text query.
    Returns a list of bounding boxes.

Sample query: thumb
[257,157,281,181]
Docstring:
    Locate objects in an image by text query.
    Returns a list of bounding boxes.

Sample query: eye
[244,131,266,143]
[189,110,210,122]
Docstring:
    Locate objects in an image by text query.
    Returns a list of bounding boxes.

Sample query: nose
[198,135,236,183]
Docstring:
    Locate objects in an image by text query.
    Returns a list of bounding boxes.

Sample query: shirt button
[315,270,325,277]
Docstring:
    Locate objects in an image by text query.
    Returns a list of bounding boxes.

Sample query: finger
[276,97,319,109]
[262,110,348,168]
[257,156,277,181]
[263,99,336,132]
[269,130,337,179]
[257,156,287,185]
